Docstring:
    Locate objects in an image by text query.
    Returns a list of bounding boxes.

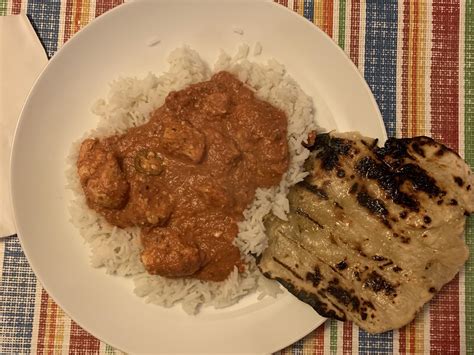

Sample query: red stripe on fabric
[74,0,83,34]
[411,2,420,137]
[36,289,50,354]
[401,0,410,137]
[430,276,461,353]
[293,0,300,13]
[69,321,101,354]
[11,0,21,14]
[95,0,124,17]
[430,0,460,150]
[399,327,407,354]
[430,1,460,350]
[349,0,360,66]
[409,321,416,354]
[63,0,75,43]
[324,0,334,37]
[47,301,58,352]
[313,323,325,355]
[274,0,289,6]
[342,322,353,355]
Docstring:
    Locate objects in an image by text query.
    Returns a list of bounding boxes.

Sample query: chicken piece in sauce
[77,71,289,281]
[78,139,129,209]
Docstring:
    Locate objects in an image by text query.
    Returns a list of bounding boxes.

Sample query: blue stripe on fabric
[363,0,398,137]
[303,0,314,22]
[293,335,304,354]
[358,331,394,354]
[0,237,38,354]
[360,2,398,351]
[27,0,62,58]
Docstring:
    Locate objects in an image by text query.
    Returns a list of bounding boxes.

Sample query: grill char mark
[412,142,425,157]
[355,137,444,213]
[272,277,347,321]
[272,257,303,281]
[397,164,442,197]
[295,208,324,229]
[356,157,419,211]
[311,133,352,170]
[298,181,329,200]
[364,271,397,296]
[326,285,360,311]
[454,176,464,186]
[356,191,390,227]
[336,260,348,270]
[306,266,323,287]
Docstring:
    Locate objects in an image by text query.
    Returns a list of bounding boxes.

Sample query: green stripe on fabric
[330,319,338,354]
[338,0,346,49]
[465,2,474,353]
[105,344,116,354]
[466,225,473,351]
[0,0,6,16]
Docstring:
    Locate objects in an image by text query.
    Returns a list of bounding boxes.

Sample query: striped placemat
[1,1,472,354]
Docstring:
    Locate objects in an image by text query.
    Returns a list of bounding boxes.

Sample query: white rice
[66,44,317,314]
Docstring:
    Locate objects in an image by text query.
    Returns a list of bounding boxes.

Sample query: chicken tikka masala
[77,71,289,281]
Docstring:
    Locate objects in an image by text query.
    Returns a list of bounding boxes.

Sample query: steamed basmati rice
[66,44,317,313]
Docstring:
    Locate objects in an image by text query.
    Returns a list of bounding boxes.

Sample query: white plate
[11,0,387,353]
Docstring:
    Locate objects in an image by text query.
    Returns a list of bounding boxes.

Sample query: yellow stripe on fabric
[80,0,93,28]
[414,306,427,353]
[43,297,58,352]
[407,0,428,137]
[54,308,66,352]
[313,0,322,27]
[416,0,428,137]
[396,0,404,138]
[72,0,93,34]
[407,0,415,137]
[40,296,69,353]
[295,0,304,17]
[407,1,414,136]
[405,305,428,354]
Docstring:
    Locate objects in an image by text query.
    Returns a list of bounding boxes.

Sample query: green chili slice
[134,150,164,175]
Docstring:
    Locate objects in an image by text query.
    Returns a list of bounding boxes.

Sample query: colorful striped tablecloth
[1,0,472,353]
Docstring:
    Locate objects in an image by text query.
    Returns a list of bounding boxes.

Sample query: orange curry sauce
[77,72,288,281]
